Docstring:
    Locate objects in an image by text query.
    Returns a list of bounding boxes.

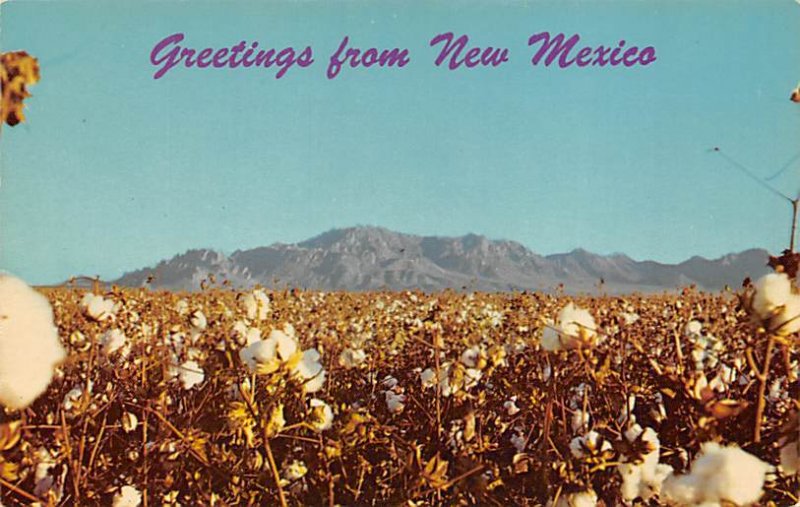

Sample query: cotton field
[0,273,799,506]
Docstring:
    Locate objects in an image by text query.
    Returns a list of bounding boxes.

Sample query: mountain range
[111,226,771,293]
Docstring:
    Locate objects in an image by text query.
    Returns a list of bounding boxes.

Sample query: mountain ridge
[112,226,771,293]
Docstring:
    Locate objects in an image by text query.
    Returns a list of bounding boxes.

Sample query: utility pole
[791,83,799,252]
[791,197,798,253]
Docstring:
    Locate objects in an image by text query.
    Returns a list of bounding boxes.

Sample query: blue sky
[1,0,799,284]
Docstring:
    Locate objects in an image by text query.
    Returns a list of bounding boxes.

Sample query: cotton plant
[228,323,327,453]
[0,274,66,410]
[616,424,673,502]
[742,272,800,442]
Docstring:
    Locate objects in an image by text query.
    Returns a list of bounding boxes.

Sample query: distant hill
[112,226,771,293]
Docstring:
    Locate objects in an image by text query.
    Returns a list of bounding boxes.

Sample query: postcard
[1,1,799,505]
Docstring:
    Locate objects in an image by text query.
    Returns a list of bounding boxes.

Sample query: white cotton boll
[540,304,598,351]
[510,431,526,453]
[504,397,521,416]
[62,386,85,411]
[241,289,270,321]
[112,485,142,507]
[294,348,323,379]
[540,325,564,351]
[719,364,736,385]
[569,436,586,459]
[175,299,189,316]
[244,327,261,346]
[122,412,138,433]
[269,329,298,361]
[80,293,117,321]
[618,425,672,502]
[175,360,204,390]
[752,273,793,320]
[339,348,367,369]
[464,368,482,390]
[303,369,326,394]
[559,303,597,341]
[381,375,399,389]
[385,390,406,413]
[189,310,207,331]
[231,320,250,343]
[571,410,590,433]
[622,312,640,325]
[101,329,129,357]
[309,398,334,432]
[768,378,784,402]
[282,460,308,482]
[293,348,326,393]
[420,368,437,388]
[460,346,480,367]
[618,395,637,426]
[569,431,611,459]
[685,320,703,336]
[239,339,277,372]
[232,320,247,334]
[242,295,256,320]
[0,275,66,410]
[550,489,598,507]
[771,294,800,336]
[33,448,57,498]
[436,363,455,397]
[662,442,772,506]
[254,290,272,320]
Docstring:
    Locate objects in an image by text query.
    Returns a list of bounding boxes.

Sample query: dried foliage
[0,51,40,127]
[769,250,800,280]
[0,284,797,506]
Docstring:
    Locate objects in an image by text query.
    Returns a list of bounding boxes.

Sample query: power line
[765,151,800,181]
[711,147,795,203]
